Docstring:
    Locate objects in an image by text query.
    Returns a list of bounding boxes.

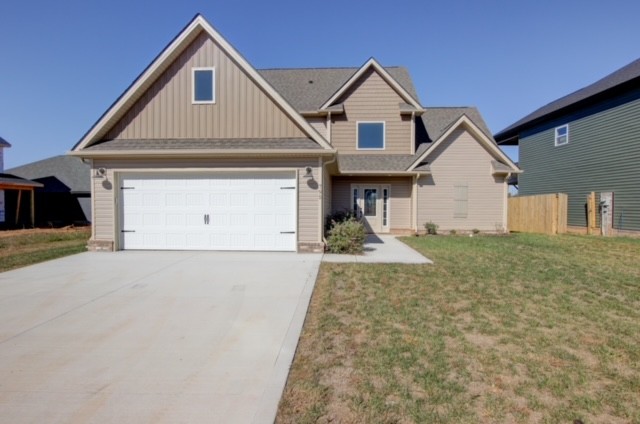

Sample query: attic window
[357,122,385,150]
[193,68,215,104]
[555,124,569,146]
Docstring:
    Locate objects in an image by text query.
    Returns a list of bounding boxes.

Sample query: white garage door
[119,172,297,251]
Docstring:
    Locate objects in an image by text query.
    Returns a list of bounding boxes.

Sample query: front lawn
[277,234,640,423]
[0,228,91,272]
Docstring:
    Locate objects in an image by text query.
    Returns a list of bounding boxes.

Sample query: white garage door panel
[120,173,297,251]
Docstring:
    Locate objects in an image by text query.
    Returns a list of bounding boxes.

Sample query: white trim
[192,67,216,104]
[408,115,520,172]
[554,124,569,146]
[74,15,333,152]
[356,121,386,150]
[320,58,423,111]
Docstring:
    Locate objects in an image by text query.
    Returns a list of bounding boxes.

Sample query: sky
[1,0,639,169]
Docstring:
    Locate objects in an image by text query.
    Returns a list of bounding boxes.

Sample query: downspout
[504,172,511,233]
[412,172,422,232]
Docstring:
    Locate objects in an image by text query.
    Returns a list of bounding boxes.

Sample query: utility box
[600,192,614,236]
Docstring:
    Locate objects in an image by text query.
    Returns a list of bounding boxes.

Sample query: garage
[118,172,297,251]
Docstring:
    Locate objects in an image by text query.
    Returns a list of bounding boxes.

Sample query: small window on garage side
[357,122,385,149]
[453,184,468,218]
[193,68,215,104]
[555,124,569,146]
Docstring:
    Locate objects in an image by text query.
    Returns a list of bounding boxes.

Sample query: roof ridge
[257,65,405,71]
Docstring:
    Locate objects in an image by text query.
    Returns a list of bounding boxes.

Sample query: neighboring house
[495,58,640,233]
[6,155,91,226]
[70,14,519,252]
[0,137,43,228]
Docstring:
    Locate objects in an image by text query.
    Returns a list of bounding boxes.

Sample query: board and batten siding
[519,93,640,231]
[331,177,413,231]
[330,68,412,154]
[105,32,306,140]
[90,158,321,249]
[417,127,506,231]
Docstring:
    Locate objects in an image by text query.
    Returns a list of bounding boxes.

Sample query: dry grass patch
[277,234,640,423]
[0,227,90,272]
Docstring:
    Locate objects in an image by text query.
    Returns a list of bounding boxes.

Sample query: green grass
[0,228,91,272]
[276,234,640,424]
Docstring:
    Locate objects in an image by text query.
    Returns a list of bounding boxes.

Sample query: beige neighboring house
[70,14,520,252]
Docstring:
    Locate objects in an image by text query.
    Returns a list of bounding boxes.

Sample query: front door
[352,185,390,233]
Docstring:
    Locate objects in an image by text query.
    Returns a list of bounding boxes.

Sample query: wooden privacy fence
[508,193,568,235]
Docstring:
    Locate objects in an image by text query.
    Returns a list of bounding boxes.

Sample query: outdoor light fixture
[304,166,313,178]
[95,167,107,178]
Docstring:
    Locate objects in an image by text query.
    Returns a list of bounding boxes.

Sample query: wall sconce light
[304,166,313,178]
[95,167,107,178]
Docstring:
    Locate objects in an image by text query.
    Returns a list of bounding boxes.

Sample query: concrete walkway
[0,251,322,424]
[323,234,432,264]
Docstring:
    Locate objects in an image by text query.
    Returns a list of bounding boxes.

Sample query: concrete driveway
[0,251,321,424]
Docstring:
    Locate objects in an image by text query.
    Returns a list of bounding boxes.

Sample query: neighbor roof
[0,136,11,148]
[258,66,419,112]
[0,173,43,189]
[6,155,90,193]
[495,57,640,143]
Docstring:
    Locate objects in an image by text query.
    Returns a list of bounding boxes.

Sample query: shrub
[325,210,357,236]
[424,221,439,235]
[472,228,480,235]
[327,217,366,254]
[449,229,457,235]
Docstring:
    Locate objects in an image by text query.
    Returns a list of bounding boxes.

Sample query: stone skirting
[298,242,325,253]
[87,239,115,252]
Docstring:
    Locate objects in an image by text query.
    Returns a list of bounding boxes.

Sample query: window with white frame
[192,68,215,104]
[555,124,569,146]
[357,122,385,149]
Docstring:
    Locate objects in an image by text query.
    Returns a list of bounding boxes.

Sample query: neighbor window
[193,68,215,103]
[357,122,385,149]
[555,124,569,146]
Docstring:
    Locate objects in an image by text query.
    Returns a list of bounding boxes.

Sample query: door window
[364,189,377,216]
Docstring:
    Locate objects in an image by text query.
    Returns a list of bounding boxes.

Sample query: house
[495,58,640,234]
[0,137,44,228]
[6,155,91,226]
[69,14,519,252]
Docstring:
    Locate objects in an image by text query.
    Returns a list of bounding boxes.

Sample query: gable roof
[495,57,640,144]
[319,58,424,111]
[421,107,493,142]
[72,14,333,153]
[6,155,90,193]
[0,136,11,148]
[409,114,520,173]
[259,66,419,113]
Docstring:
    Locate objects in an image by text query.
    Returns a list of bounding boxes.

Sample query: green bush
[472,228,480,235]
[424,221,439,235]
[325,210,357,236]
[327,217,366,254]
[449,229,457,235]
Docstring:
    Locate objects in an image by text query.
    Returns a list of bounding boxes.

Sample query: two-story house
[70,14,519,252]
[495,58,640,234]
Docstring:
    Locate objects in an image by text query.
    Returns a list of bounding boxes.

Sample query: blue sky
[1,0,639,168]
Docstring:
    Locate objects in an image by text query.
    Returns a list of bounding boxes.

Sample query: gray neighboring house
[495,58,640,233]
[6,155,91,226]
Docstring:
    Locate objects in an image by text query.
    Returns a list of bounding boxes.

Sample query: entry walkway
[323,234,432,264]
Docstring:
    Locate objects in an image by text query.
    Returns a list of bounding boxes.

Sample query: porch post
[15,189,22,225]
[30,189,35,227]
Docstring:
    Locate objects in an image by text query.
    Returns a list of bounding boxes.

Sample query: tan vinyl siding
[307,117,327,140]
[417,127,506,231]
[106,32,305,140]
[331,68,412,154]
[91,157,320,248]
[331,176,412,230]
[323,166,332,220]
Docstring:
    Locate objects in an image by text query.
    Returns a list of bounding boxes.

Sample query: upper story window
[192,68,215,104]
[357,122,385,150]
[555,124,569,146]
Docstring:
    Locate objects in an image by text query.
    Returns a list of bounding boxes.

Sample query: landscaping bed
[277,234,640,423]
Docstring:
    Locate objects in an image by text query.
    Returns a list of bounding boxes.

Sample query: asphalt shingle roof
[338,155,417,172]
[85,138,323,151]
[420,107,494,142]
[0,173,43,188]
[0,136,11,148]
[495,57,640,141]
[6,155,90,193]
[258,67,419,112]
